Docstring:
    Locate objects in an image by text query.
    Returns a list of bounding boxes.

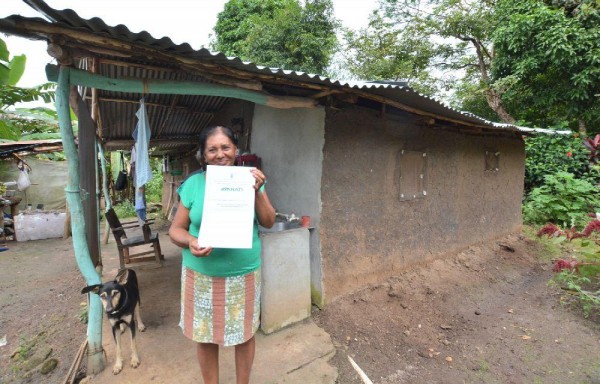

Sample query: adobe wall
[320,105,525,303]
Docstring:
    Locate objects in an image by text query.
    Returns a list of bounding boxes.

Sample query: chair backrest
[105,208,125,241]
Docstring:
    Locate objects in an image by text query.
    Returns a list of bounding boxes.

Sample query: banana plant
[0,37,25,86]
[0,36,58,142]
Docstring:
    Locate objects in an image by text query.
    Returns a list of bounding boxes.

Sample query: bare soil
[313,233,600,383]
[0,229,599,383]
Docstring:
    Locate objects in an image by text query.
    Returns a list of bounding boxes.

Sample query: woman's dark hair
[197,125,239,165]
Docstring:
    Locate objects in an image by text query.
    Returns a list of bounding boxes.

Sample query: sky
[1,0,379,88]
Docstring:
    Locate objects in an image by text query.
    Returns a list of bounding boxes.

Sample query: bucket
[300,216,310,227]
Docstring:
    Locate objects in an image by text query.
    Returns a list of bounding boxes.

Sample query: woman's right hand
[188,238,213,257]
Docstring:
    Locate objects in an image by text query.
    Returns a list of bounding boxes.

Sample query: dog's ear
[115,269,130,285]
[81,284,102,294]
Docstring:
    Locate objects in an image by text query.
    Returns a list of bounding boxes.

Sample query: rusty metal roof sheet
[0,139,63,158]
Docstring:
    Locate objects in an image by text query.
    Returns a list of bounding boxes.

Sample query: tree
[492,0,600,135]
[341,11,439,95]
[0,37,57,142]
[212,0,339,75]
[342,0,517,124]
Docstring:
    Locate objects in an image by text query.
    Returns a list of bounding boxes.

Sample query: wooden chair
[105,208,164,269]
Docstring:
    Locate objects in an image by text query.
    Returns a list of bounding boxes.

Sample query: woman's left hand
[250,168,266,191]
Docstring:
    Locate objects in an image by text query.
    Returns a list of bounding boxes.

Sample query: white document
[198,165,256,249]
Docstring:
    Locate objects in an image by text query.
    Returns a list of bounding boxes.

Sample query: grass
[522,225,563,261]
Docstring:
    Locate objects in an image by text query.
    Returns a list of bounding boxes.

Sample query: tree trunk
[578,119,587,136]
[485,88,516,124]
[464,37,517,125]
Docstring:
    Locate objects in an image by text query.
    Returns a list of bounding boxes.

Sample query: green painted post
[98,143,112,211]
[56,66,105,373]
[98,143,112,246]
[46,63,269,104]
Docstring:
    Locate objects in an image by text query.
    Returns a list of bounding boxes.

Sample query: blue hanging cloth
[132,99,153,221]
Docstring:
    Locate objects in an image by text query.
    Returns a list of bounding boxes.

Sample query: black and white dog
[81,268,146,374]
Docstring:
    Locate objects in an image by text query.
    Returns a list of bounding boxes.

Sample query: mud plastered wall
[320,106,525,302]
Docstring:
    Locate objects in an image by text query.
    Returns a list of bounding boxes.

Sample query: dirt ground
[313,232,600,383]
[0,226,599,383]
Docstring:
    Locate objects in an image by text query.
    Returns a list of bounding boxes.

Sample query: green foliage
[450,78,500,122]
[492,0,600,133]
[341,0,520,123]
[145,158,164,203]
[523,171,600,229]
[212,0,338,74]
[533,221,600,318]
[542,229,600,318]
[0,83,55,109]
[78,302,88,324]
[524,132,598,192]
[341,11,439,95]
[0,37,59,143]
[113,200,137,219]
[0,37,25,87]
[555,268,600,317]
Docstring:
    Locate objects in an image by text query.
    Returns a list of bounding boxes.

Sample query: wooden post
[72,90,100,267]
[56,66,105,374]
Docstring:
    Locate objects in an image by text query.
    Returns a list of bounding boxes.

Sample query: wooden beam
[347,90,490,130]
[46,64,316,109]
[82,95,215,117]
[310,89,340,99]
[104,137,199,150]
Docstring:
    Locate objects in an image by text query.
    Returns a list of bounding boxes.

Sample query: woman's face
[203,131,237,166]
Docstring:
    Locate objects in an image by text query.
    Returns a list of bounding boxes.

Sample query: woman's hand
[188,238,213,257]
[252,168,276,228]
[250,168,266,191]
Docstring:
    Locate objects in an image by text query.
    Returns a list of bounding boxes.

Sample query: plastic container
[300,216,310,227]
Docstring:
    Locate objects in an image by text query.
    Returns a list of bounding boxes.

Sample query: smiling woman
[168,125,275,384]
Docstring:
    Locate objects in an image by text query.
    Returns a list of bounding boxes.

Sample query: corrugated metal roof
[0,1,568,156]
[0,139,63,158]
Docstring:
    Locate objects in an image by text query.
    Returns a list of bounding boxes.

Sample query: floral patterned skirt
[179,265,261,346]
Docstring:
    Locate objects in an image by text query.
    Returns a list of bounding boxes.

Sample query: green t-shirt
[177,171,262,277]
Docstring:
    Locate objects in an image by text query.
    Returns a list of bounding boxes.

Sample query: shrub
[113,200,137,219]
[524,133,598,193]
[523,171,600,229]
[538,220,600,318]
[145,158,164,204]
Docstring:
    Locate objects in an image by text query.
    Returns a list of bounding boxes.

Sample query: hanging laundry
[132,99,152,222]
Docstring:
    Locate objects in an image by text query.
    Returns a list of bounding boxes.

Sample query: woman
[169,125,275,384]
